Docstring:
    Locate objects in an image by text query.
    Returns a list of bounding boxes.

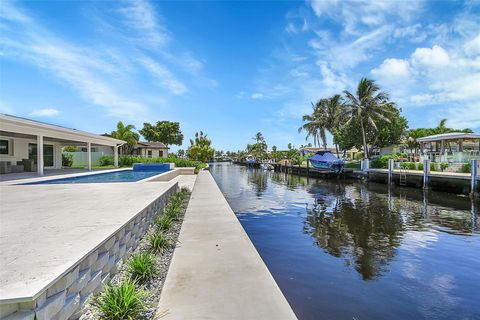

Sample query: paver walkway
[156,171,298,320]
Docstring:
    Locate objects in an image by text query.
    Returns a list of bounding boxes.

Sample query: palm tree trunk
[335,144,339,157]
[360,118,368,158]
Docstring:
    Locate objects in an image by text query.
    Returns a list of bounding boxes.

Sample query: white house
[133,141,169,158]
[0,114,124,175]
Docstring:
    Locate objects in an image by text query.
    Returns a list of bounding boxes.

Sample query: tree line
[108,121,214,162]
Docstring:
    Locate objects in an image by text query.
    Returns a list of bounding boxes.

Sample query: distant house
[133,142,169,158]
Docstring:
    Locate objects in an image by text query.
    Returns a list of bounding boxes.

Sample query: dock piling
[388,159,394,185]
[470,159,478,196]
[423,159,430,190]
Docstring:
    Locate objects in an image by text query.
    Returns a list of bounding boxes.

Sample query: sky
[1,0,479,152]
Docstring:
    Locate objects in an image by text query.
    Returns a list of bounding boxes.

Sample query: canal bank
[156,171,297,319]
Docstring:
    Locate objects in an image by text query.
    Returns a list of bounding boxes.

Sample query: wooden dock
[230,161,478,196]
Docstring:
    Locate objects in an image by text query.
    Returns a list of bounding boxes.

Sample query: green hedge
[462,162,471,173]
[371,153,408,169]
[119,156,206,173]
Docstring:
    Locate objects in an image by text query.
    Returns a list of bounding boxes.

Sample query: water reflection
[212,163,479,281]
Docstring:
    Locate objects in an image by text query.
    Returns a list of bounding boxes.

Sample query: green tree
[187,131,214,162]
[249,132,268,160]
[299,95,342,152]
[139,121,183,148]
[110,121,139,155]
[176,149,185,157]
[343,78,395,158]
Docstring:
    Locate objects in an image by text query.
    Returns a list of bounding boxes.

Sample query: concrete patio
[0,173,197,319]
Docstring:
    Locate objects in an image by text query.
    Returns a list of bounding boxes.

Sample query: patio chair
[0,161,12,174]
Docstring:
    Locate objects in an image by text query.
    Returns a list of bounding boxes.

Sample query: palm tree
[111,121,139,155]
[298,101,328,149]
[343,78,394,158]
[298,95,342,151]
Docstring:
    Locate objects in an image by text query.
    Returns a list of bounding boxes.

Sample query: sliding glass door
[28,144,54,167]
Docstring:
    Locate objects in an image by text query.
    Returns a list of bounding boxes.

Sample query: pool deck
[156,171,298,320]
[0,174,196,303]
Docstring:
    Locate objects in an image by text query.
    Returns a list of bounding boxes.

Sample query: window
[147,150,152,158]
[80,147,98,152]
[159,151,164,157]
[28,144,54,167]
[0,140,9,155]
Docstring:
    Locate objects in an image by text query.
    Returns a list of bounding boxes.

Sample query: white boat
[260,163,274,170]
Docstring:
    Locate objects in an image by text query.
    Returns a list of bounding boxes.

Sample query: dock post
[307,160,310,178]
[470,159,478,196]
[388,159,394,185]
[423,159,430,190]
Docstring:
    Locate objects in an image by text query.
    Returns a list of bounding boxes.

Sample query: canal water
[210,163,480,320]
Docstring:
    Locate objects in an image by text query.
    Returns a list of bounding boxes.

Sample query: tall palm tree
[298,95,342,151]
[111,121,139,155]
[343,78,394,158]
[298,103,327,149]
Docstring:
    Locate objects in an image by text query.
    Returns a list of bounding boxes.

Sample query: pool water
[210,163,480,320]
[27,169,169,184]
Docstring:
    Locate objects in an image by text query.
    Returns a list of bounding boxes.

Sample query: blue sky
[1,0,479,152]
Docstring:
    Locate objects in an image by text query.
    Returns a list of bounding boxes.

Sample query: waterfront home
[133,141,169,158]
[417,132,480,163]
[0,114,123,175]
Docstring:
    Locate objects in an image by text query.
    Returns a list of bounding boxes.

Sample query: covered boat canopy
[308,151,344,172]
[308,151,342,163]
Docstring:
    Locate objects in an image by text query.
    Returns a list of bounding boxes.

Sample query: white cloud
[139,56,187,95]
[118,0,169,47]
[411,45,450,69]
[464,34,480,56]
[251,93,265,99]
[309,0,422,36]
[371,58,412,80]
[29,108,61,117]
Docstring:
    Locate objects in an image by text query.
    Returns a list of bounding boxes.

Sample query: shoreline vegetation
[82,187,191,320]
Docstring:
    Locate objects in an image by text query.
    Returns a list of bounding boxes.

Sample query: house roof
[136,141,169,149]
[0,113,124,146]
[416,132,480,143]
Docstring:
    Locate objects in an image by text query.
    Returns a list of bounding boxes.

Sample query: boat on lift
[308,151,345,173]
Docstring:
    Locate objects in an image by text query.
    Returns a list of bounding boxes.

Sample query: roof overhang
[417,132,480,143]
[0,114,124,146]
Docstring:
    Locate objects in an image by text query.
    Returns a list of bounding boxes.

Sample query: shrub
[164,205,180,220]
[92,279,147,320]
[155,216,172,231]
[440,162,448,172]
[126,252,156,283]
[62,153,74,167]
[462,162,471,173]
[148,232,170,253]
[406,162,416,170]
[354,152,364,161]
[430,162,437,172]
[418,162,424,171]
[99,155,114,166]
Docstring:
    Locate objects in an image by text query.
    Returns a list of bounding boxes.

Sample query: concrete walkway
[156,171,297,320]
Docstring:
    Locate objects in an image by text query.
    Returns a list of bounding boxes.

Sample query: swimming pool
[26,169,170,184]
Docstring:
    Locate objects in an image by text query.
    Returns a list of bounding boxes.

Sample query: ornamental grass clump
[164,205,180,220]
[126,252,156,283]
[155,216,173,231]
[148,231,170,253]
[93,278,147,320]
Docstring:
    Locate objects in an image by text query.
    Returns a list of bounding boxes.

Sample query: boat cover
[308,151,341,163]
